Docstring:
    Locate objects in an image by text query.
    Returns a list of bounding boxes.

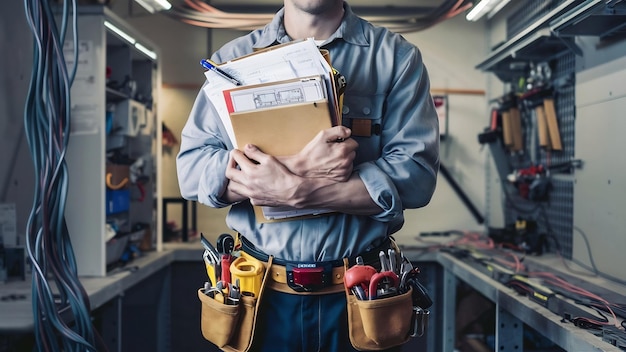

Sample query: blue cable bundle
[23,0,97,350]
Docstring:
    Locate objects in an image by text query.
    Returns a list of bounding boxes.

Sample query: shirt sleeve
[176,84,233,208]
[359,45,440,222]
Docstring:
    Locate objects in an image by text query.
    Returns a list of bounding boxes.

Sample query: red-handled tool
[368,271,399,300]
[344,264,377,300]
[221,254,233,285]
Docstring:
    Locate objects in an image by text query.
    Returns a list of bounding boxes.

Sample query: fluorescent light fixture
[104,20,157,60]
[154,0,172,10]
[104,21,136,44]
[134,0,171,13]
[466,0,505,21]
[134,42,158,60]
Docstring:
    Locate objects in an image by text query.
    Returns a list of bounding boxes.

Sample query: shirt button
[343,106,350,114]
[362,107,371,115]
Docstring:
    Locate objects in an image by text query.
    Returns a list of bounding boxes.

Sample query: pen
[200,59,242,86]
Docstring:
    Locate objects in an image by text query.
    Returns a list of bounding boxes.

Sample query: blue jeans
[250,289,403,352]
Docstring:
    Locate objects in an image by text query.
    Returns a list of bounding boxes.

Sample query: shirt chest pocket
[341,93,384,164]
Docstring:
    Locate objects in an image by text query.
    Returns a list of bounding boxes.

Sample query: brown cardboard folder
[229,100,332,156]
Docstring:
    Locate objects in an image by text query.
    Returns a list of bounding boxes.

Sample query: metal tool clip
[410,307,430,337]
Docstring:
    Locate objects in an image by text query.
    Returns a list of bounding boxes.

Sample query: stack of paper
[201,38,345,221]
[202,38,341,149]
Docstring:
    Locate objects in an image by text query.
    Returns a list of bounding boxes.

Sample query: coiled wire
[23,0,97,350]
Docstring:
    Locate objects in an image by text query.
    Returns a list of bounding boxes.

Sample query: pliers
[368,271,399,300]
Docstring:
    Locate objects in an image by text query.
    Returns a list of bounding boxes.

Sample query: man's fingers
[227,150,239,168]
[324,126,352,143]
[231,148,260,169]
[227,149,256,183]
[225,151,242,181]
[243,144,272,163]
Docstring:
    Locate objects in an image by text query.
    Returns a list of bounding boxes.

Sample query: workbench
[407,248,626,352]
[0,241,623,351]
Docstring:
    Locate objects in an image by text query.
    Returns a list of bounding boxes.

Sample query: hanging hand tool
[368,271,399,300]
[521,87,562,151]
[200,233,222,283]
[202,250,217,286]
[216,233,235,254]
[379,250,391,272]
[400,255,414,274]
[498,93,523,152]
[344,256,377,300]
[200,233,221,265]
[401,268,433,309]
[410,307,430,337]
[388,248,397,274]
[216,233,235,285]
[226,279,241,305]
[221,254,233,285]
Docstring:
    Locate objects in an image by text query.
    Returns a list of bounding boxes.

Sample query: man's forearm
[291,173,381,215]
[221,184,247,204]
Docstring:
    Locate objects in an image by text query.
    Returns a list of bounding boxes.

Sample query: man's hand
[224,141,381,215]
[279,126,358,182]
[225,144,330,207]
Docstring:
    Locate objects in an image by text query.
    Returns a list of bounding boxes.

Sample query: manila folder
[229,100,332,156]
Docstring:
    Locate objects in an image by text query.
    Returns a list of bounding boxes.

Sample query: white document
[224,75,327,113]
[202,38,335,148]
[260,205,332,221]
[202,71,238,147]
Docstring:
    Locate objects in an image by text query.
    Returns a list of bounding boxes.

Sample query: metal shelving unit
[551,0,626,38]
[476,0,585,81]
[65,6,162,277]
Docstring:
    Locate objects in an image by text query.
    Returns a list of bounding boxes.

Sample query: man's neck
[283,1,344,41]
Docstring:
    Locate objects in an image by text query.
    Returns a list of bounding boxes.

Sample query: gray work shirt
[176,3,439,262]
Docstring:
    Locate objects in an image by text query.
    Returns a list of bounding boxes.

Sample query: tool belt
[342,243,432,351]
[239,235,389,295]
[197,233,431,351]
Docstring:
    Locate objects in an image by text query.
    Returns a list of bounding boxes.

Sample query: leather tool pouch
[198,256,273,352]
[345,287,414,351]
[345,286,414,351]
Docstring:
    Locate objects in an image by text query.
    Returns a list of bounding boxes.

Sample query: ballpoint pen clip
[199,59,213,71]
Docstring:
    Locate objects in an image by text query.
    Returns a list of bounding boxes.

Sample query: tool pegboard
[494,1,577,259]
[535,53,576,258]
[494,55,576,257]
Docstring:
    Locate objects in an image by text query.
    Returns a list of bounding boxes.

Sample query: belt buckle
[286,263,332,292]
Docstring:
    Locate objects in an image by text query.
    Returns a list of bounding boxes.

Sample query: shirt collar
[326,2,369,47]
[252,2,369,50]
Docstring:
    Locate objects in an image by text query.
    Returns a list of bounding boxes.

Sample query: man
[177,0,439,350]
